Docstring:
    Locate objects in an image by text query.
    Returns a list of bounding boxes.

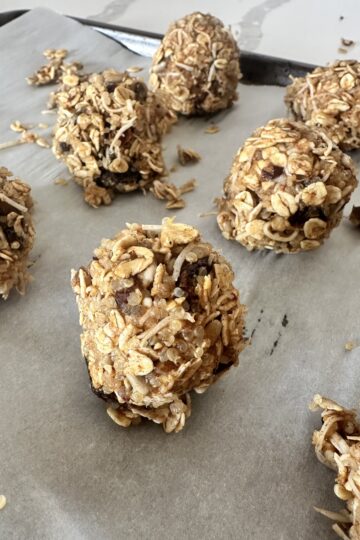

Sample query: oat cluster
[27,48,82,86]
[285,60,360,150]
[71,218,246,433]
[52,69,177,207]
[310,395,360,540]
[217,118,357,254]
[150,12,241,115]
[0,168,35,300]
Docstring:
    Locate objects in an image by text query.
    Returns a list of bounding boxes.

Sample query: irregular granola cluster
[52,69,177,207]
[310,395,360,540]
[150,12,241,115]
[285,60,360,150]
[0,168,35,299]
[71,218,246,433]
[27,48,82,86]
[217,119,357,254]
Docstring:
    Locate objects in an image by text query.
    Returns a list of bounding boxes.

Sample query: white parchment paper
[0,9,360,540]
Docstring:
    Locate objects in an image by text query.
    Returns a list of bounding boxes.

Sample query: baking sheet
[0,8,360,540]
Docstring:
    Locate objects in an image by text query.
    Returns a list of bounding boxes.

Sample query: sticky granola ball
[285,60,360,150]
[71,218,246,433]
[217,118,357,254]
[310,395,360,539]
[150,12,241,115]
[53,69,176,207]
[0,167,35,299]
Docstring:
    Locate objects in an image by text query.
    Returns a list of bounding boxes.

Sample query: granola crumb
[345,340,358,351]
[341,38,355,47]
[177,145,201,166]
[26,48,82,86]
[10,121,33,133]
[0,495,6,510]
[286,60,360,150]
[349,205,360,226]
[150,178,197,209]
[204,124,220,134]
[150,12,241,115]
[71,218,247,433]
[310,395,360,539]
[199,210,217,218]
[38,123,49,129]
[338,47,348,54]
[0,167,35,300]
[217,118,357,254]
[126,66,144,73]
[54,178,69,186]
[52,69,177,207]
[169,165,178,173]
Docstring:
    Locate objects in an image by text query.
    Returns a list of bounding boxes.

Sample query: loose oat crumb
[169,165,178,173]
[71,218,247,432]
[54,178,69,186]
[126,66,144,73]
[204,124,220,134]
[345,341,358,351]
[26,48,83,87]
[341,38,355,47]
[38,123,49,129]
[199,210,217,218]
[349,205,360,226]
[338,47,348,54]
[177,145,201,166]
[10,121,33,133]
[0,495,6,510]
[150,178,197,209]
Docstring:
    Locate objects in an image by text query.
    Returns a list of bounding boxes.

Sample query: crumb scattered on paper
[150,178,197,209]
[204,124,220,134]
[349,205,360,226]
[345,341,358,351]
[177,145,201,166]
[169,165,178,173]
[199,210,217,218]
[126,66,143,73]
[0,495,6,510]
[341,38,355,47]
[54,178,69,186]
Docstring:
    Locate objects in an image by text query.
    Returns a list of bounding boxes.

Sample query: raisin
[131,81,148,102]
[59,141,71,152]
[178,257,211,306]
[106,82,117,93]
[3,226,20,246]
[261,165,284,180]
[95,169,142,192]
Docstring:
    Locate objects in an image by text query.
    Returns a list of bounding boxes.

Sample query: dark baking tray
[0,9,315,86]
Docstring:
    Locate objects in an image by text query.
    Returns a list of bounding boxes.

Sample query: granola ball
[71,218,246,433]
[150,12,241,115]
[310,395,360,539]
[0,167,35,299]
[53,69,176,207]
[217,118,357,254]
[285,60,360,150]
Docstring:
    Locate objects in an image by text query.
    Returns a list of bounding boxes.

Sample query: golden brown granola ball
[285,60,360,150]
[150,12,241,115]
[0,167,35,299]
[217,119,357,254]
[53,69,176,207]
[310,395,360,539]
[71,218,246,433]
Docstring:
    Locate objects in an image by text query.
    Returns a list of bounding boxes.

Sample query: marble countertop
[1,0,360,65]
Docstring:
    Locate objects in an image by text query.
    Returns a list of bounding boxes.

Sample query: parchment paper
[1,9,360,540]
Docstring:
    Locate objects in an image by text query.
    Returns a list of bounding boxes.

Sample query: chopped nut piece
[0,167,35,299]
[311,395,360,539]
[150,12,241,115]
[177,145,201,166]
[0,495,6,510]
[205,125,220,134]
[71,219,246,432]
[349,205,360,226]
[285,60,360,150]
[52,69,177,207]
[217,119,357,253]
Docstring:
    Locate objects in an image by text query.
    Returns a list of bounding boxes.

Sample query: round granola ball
[217,119,357,254]
[53,69,176,207]
[0,167,35,299]
[150,12,241,115]
[71,218,246,433]
[285,60,360,150]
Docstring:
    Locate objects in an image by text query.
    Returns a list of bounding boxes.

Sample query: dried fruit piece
[150,12,241,115]
[349,205,360,227]
[285,60,360,150]
[71,219,246,432]
[217,119,357,253]
[0,168,35,299]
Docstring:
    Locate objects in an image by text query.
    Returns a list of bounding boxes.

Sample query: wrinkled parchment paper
[0,9,360,540]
